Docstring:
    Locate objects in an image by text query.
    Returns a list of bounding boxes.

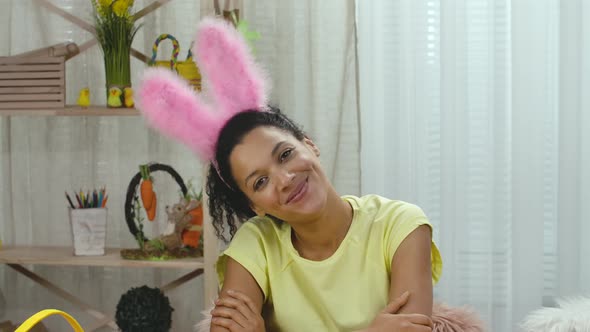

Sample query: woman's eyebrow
[271,141,287,156]
[245,170,259,188]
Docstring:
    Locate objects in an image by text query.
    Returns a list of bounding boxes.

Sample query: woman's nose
[274,169,295,189]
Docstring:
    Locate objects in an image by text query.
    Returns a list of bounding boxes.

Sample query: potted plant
[91,0,141,107]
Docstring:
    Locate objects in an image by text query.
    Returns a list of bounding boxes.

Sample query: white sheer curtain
[357,0,590,331]
[242,1,360,193]
[0,0,358,330]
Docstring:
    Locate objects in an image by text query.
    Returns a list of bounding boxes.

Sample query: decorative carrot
[139,165,157,221]
[146,195,157,221]
[147,197,157,221]
[183,197,204,247]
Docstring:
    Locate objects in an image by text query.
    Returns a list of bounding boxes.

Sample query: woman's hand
[211,289,265,332]
[364,292,433,332]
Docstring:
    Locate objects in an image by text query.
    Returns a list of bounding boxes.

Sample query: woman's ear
[304,137,320,157]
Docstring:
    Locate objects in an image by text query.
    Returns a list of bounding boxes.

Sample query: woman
[206,108,442,332]
[136,18,442,332]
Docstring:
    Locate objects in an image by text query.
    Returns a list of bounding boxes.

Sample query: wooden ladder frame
[35,0,173,64]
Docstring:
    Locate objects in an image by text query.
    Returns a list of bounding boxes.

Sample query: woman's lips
[286,177,308,204]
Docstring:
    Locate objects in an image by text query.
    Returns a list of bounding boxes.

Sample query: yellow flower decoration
[98,0,112,7]
[91,0,140,91]
[113,0,133,17]
[91,0,110,17]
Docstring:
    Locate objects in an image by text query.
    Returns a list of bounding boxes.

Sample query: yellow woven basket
[149,33,201,91]
[15,309,83,332]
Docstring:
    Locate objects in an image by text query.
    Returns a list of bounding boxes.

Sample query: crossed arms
[210,225,433,332]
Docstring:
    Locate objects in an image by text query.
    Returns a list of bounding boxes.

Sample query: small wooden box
[0,56,65,109]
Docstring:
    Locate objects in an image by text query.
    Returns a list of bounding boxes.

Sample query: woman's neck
[290,189,353,260]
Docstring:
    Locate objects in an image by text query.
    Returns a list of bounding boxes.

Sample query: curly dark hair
[206,107,306,242]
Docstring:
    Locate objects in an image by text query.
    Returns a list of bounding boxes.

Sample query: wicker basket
[149,34,201,91]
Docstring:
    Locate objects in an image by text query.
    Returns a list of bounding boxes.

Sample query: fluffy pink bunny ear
[194,17,268,118]
[135,68,223,161]
[136,17,268,161]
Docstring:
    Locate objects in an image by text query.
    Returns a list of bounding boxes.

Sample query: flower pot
[104,51,132,108]
[93,0,139,108]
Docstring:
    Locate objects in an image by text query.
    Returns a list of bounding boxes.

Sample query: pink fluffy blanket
[194,302,486,332]
[431,302,485,332]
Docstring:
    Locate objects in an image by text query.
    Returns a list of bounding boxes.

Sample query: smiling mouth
[286,177,308,204]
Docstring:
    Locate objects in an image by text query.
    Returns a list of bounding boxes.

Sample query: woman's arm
[388,225,433,316]
[361,225,434,332]
[210,257,265,332]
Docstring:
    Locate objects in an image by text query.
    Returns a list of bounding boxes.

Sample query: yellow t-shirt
[216,194,443,331]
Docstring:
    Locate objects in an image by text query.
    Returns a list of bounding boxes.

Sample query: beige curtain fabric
[0,0,359,330]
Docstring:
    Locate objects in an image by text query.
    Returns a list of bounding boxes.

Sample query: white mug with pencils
[66,188,108,256]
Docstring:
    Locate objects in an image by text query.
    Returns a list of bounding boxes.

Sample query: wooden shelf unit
[0,1,221,328]
[0,245,205,331]
[0,105,140,116]
[0,246,203,269]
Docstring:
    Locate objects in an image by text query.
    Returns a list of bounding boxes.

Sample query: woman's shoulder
[342,194,427,222]
[229,215,286,247]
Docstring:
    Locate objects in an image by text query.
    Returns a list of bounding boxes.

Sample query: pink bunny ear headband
[135,17,268,167]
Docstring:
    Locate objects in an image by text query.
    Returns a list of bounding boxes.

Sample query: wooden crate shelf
[0,56,66,110]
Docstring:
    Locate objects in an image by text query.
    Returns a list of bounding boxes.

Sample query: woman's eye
[280,148,294,162]
[254,177,268,191]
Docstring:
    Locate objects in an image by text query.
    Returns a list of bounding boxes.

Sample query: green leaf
[236,20,261,54]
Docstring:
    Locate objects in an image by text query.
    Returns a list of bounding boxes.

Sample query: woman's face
[229,126,330,223]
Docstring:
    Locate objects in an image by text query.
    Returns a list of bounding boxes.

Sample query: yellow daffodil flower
[113,0,132,17]
[98,0,112,7]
